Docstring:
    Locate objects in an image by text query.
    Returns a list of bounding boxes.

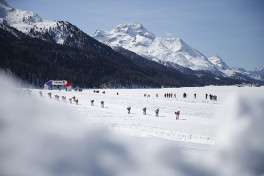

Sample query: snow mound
[216,92,264,176]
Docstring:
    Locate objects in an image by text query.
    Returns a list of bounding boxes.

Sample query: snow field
[1,73,264,176]
[30,86,263,146]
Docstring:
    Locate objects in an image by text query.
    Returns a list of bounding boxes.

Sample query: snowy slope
[208,56,230,70]
[208,56,234,76]
[94,23,219,72]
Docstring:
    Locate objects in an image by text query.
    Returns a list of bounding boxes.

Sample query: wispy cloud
[165,32,173,36]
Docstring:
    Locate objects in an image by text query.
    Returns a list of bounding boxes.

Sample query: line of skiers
[162,92,217,100]
[69,96,79,104]
[126,106,180,120]
[164,93,176,98]
[90,100,104,108]
[205,93,217,101]
[163,92,189,98]
[45,92,79,105]
[40,92,183,120]
[89,100,180,119]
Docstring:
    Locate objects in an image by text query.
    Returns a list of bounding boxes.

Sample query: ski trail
[112,124,216,145]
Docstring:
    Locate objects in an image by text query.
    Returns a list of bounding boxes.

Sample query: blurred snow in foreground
[0,74,263,176]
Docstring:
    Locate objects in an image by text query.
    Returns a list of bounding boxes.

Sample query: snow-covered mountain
[94,23,263,82]
[208,56,264,81]
[94,23,219,72]
[208,56,235,76]
[208,56,230,70]
[0,0,262,84]
[231,67,264,82]
[0,0,59,41]
[0,0,102,50]
[251,67,264,76]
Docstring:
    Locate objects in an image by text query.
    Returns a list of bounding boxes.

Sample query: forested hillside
[1,26,221,88]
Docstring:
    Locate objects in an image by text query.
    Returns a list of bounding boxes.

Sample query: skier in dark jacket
[155,108,159,117]
[101,101,104,108]
[142,107,146,115]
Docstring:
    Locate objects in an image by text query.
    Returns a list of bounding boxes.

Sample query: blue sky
[7,0,264,70]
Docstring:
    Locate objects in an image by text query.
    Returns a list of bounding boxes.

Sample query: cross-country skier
[142,107,146,115]
[175,111,180,120]
[101,101,104,108]
[155,108,159,117]
[127,106,131,114]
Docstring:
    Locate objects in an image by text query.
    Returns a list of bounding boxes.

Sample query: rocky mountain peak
[112,23,156,40]
[208,56,230,70]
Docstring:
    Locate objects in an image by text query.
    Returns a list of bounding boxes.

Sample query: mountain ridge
[94,23,220,72]
[94,23,263,82]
